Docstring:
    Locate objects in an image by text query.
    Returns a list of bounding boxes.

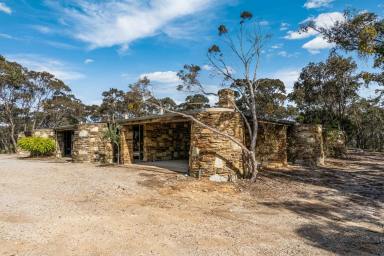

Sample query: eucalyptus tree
[137,11,270,181]
[289,51,361,131]
[26,71,71,130]
[177,94,210,110]
[0,56,29,150]
[303,11,384,102]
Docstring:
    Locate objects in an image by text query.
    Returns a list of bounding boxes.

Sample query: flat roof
[52,109,295,130]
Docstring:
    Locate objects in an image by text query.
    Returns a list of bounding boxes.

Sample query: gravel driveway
[0,153,383,256]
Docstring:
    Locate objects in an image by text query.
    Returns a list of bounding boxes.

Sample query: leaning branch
[145,100,251,155]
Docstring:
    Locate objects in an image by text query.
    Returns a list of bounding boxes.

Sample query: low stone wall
[71,123,113,163]
[255,122,288,167]
[189,109,245,178]
[288,124,325,166]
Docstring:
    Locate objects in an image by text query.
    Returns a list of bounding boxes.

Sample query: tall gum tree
[139,11,270,181]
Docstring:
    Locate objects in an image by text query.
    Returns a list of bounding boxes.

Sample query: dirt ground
[0,151,383,256]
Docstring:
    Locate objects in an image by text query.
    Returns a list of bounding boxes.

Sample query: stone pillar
[288,124,325,166]
[71,123,113,163]
[217,89,236,109]
[120,125,134,164]
[189,109,245,179]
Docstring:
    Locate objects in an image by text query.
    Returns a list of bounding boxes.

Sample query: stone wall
[120,125,134,164]
[55,131,65,158]
[189,109,245,178]
[255,122,288,167]
[72,123,113,163]
[288,124,325,166]
[120,122,191,164]
[144,122,190,161]
[58,123,113,163]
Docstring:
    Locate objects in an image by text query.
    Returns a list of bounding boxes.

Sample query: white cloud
[285,12,344,40]
[0,33,13,39]
[271,43,283,49]
[258,20,269,26]
[284,12,344,53]
[7,54,85,81]
[140,71,180,84]
[84,58,94,64]
[284,28,318,40]
[270,69,300,92]
[311,12,345,28]
[302,36,335,54]
[202,64,213,71]
[0,2,11,14]
[304,0,334,9]
[32,25,53,34]
[280,22,290,31]
[49,0,221,50]
[277,51,298,58]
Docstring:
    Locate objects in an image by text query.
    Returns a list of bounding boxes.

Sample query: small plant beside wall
[103,123,121,164]
[17,137,56,157]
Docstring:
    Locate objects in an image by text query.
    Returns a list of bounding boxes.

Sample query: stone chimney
[217,89,236,109]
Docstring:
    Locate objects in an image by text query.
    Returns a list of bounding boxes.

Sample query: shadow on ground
[257,150,384,255]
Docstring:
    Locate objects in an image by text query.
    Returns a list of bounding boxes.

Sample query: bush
[17,137,56,157]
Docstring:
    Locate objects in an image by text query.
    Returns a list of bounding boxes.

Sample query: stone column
[189,108,245,179]
[288,124,325,166]
[217,89,236,109]
[120,125,133,164]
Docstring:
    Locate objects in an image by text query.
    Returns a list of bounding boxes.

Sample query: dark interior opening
[133,124,144,161]
[63,131,73,157]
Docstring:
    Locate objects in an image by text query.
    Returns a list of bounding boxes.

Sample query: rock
[209,174,228,182]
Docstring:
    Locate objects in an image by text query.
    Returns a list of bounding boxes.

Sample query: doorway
[133,125,144,161]
[63,131,73,157]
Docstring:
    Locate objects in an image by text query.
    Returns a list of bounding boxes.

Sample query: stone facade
[217,89,236,109]
[120,125,134,164]
[189,109,245,178]
[120,118,191,165]
[144,122,190,161]
[255,121,288,167]
[71,123,113,163]
[288,124,325,166]
[55,123,113,163]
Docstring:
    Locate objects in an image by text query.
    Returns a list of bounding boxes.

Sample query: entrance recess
[133,125,144,161]
[63,131,73,157]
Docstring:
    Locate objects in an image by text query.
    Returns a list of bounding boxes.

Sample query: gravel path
[0,152,383,256]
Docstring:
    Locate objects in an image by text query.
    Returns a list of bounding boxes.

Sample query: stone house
[30,89,325,179]
[118,89,325,179]
[28,123,113,163]
[54,123,113,163]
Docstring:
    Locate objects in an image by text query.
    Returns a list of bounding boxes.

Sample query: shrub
[17,137,56,157]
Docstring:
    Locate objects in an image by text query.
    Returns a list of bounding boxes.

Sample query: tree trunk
[249,151,258,182]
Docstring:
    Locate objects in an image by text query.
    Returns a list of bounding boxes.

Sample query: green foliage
[178,94,210,110]
[235,78,289,119]
[103,123,121,164]
[303,11,384,102]
[289,51,361,130]
[17,137,56,156]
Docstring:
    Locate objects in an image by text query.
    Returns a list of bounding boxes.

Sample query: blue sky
[1,0,383,105]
